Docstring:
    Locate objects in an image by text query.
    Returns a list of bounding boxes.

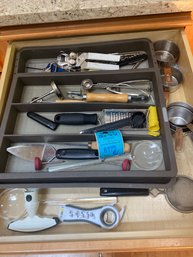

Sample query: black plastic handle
[130,95,149,102]
[119,53,148,67]
[56,148,99,159]
[100,188,149,197]
[27,112,58,131]
[54,113,98,125]
[80,117,132,134]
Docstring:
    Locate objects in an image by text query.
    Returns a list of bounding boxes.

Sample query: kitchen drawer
[0,36,176,187]
[0,28,193,249]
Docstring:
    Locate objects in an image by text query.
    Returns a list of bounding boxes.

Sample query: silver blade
[6,144,46,161]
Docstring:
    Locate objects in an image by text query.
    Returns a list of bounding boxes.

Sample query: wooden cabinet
[0,12,193,255]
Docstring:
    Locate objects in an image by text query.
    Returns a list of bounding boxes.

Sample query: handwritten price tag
[95,130,124,159]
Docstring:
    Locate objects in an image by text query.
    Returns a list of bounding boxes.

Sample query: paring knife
[100,188,149,197]
[7,144,99,161]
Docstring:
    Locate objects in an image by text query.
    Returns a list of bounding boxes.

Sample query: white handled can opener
[59,204,125,229]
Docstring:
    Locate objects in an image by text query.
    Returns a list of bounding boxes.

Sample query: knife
[100,188,149,197]
[80,117,132,134]
[80,111,146,134]
[7,144,99,161]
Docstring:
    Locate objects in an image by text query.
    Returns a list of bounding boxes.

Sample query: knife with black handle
[54,113,98,125]
[100,188,149,197]
[80,117,132,134]
[56,148,99,159]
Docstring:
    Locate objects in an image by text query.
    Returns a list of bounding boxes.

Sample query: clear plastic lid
[0,188,26,220]
[132,141,163,170]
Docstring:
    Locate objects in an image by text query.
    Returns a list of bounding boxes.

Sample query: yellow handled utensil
[148,106,160,136]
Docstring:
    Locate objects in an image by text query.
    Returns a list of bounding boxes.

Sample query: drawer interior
[14,38,155,73]
[0,135,193,242]
[11,72,155,104]
[0,37,176,187]
[0,29,193,242]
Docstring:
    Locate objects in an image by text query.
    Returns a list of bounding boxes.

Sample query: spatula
[7,144,99,162]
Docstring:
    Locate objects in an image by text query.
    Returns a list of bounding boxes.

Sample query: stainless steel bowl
[167,102,193,126]
[154,40,180,64]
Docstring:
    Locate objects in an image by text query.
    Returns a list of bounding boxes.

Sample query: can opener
[59,204,125,229]
[57,51,148,71]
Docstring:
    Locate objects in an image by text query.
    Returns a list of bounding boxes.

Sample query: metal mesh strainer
[164,176,193,213]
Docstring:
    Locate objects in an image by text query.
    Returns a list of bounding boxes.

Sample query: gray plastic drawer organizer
[0,38,177,188]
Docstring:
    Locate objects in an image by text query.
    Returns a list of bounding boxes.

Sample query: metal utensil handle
[48,159,100,172]
[30,90,54,103]
[48,153,132,172]
[42,196,117,205]
[83,80,151,90]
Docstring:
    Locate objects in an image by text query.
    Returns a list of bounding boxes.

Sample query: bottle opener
[59,204,125,229]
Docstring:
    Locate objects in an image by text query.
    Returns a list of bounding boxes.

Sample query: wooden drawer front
[0,29,192,246]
